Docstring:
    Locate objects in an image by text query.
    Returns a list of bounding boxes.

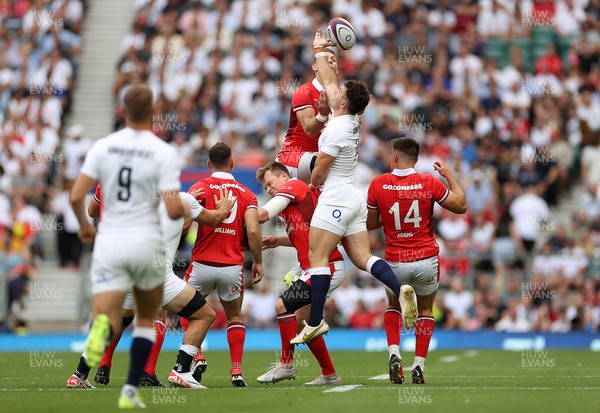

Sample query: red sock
[384,308,402,347]
[307,336,335,376]
[227,322,246,374]
[179,316,190,332]
[180,269,192,333]
[415,316,435,358]
[277,313,297,364]
[99,331,123,368]
[144,319,166,376]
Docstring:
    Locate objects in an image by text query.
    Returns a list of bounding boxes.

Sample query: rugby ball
[326,17,356,50]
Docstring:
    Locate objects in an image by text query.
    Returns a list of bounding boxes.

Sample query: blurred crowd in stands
[0,0,88,331]
[2,0,600,334]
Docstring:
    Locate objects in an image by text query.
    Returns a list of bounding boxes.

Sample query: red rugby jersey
[367,169,448,263]
[275,178,342,269]
[189,172,258,266]
[279,79,326,154]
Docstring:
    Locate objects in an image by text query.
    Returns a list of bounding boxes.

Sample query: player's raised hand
[251,262,264,284]
[261,235,280,251]
[315,90,331,116]
[313,29,333,49]
[189,187,205,200]
[78,222,96,244]
[433,161,454,180]
[214,188,236,214]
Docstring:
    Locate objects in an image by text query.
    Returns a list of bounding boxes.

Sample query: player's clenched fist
[78,222,96,243]
[433,161,454,179]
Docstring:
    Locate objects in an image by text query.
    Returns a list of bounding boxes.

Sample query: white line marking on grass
[1,386,599,392]
[322,385,363,393]
[368,374,390,380]
[463,350,479,357]
[439,355,460,362]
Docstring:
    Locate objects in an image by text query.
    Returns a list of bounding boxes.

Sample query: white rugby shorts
[122,270,187,310]
[188,262,244,302]
[311,186,367,236]
[90,235,165,295]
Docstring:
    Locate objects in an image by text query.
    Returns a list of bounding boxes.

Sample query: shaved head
[124,84,153,123]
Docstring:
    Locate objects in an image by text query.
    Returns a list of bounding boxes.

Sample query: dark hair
[343,80,370,115]
[256,161,291,183]
[124,84,153,123]
[392,137,420,163]
[208,142,231,169]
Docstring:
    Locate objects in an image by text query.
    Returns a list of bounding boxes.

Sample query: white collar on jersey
[312,78,324,92]
[212,171,235,180]
[392,168,416,176]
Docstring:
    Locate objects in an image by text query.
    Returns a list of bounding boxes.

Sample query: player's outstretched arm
[245,208,264,284]
[313,29,337,106]
[434,161,467,214]
[258,195,292,224]
[310,152,336,188]
[70,173,97,243]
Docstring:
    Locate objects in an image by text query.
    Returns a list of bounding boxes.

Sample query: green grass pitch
[1,349,598,413]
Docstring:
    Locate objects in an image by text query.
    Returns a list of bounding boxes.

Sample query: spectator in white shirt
[444,278,474,329]
[61,123,91,183]
[477,0,512,39]
[577,85,600,133]
[509,184,550,254]
[450,43,483,97]
[427,0,457,32]
[495,301,531,332]
[350,0,387,39]
[555,0,586,37]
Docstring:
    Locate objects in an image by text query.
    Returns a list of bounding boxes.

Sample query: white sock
[121,384,137,398]
[413,356,426,371]
[180,344,198,357]
[133,326,155,342]
[365,256,380,274]
[388,345,401,360]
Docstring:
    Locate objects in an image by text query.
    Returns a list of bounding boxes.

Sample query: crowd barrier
[1,330,598,352]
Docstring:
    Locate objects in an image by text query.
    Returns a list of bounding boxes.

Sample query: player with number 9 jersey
[81,127,181,294]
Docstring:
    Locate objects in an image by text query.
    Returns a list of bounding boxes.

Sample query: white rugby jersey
[317,114,362,191]
[80,127,181,235]
[159,192,202,272]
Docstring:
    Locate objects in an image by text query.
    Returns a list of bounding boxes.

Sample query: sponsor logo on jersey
[209,183,246,192]
[383,184,423,191]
